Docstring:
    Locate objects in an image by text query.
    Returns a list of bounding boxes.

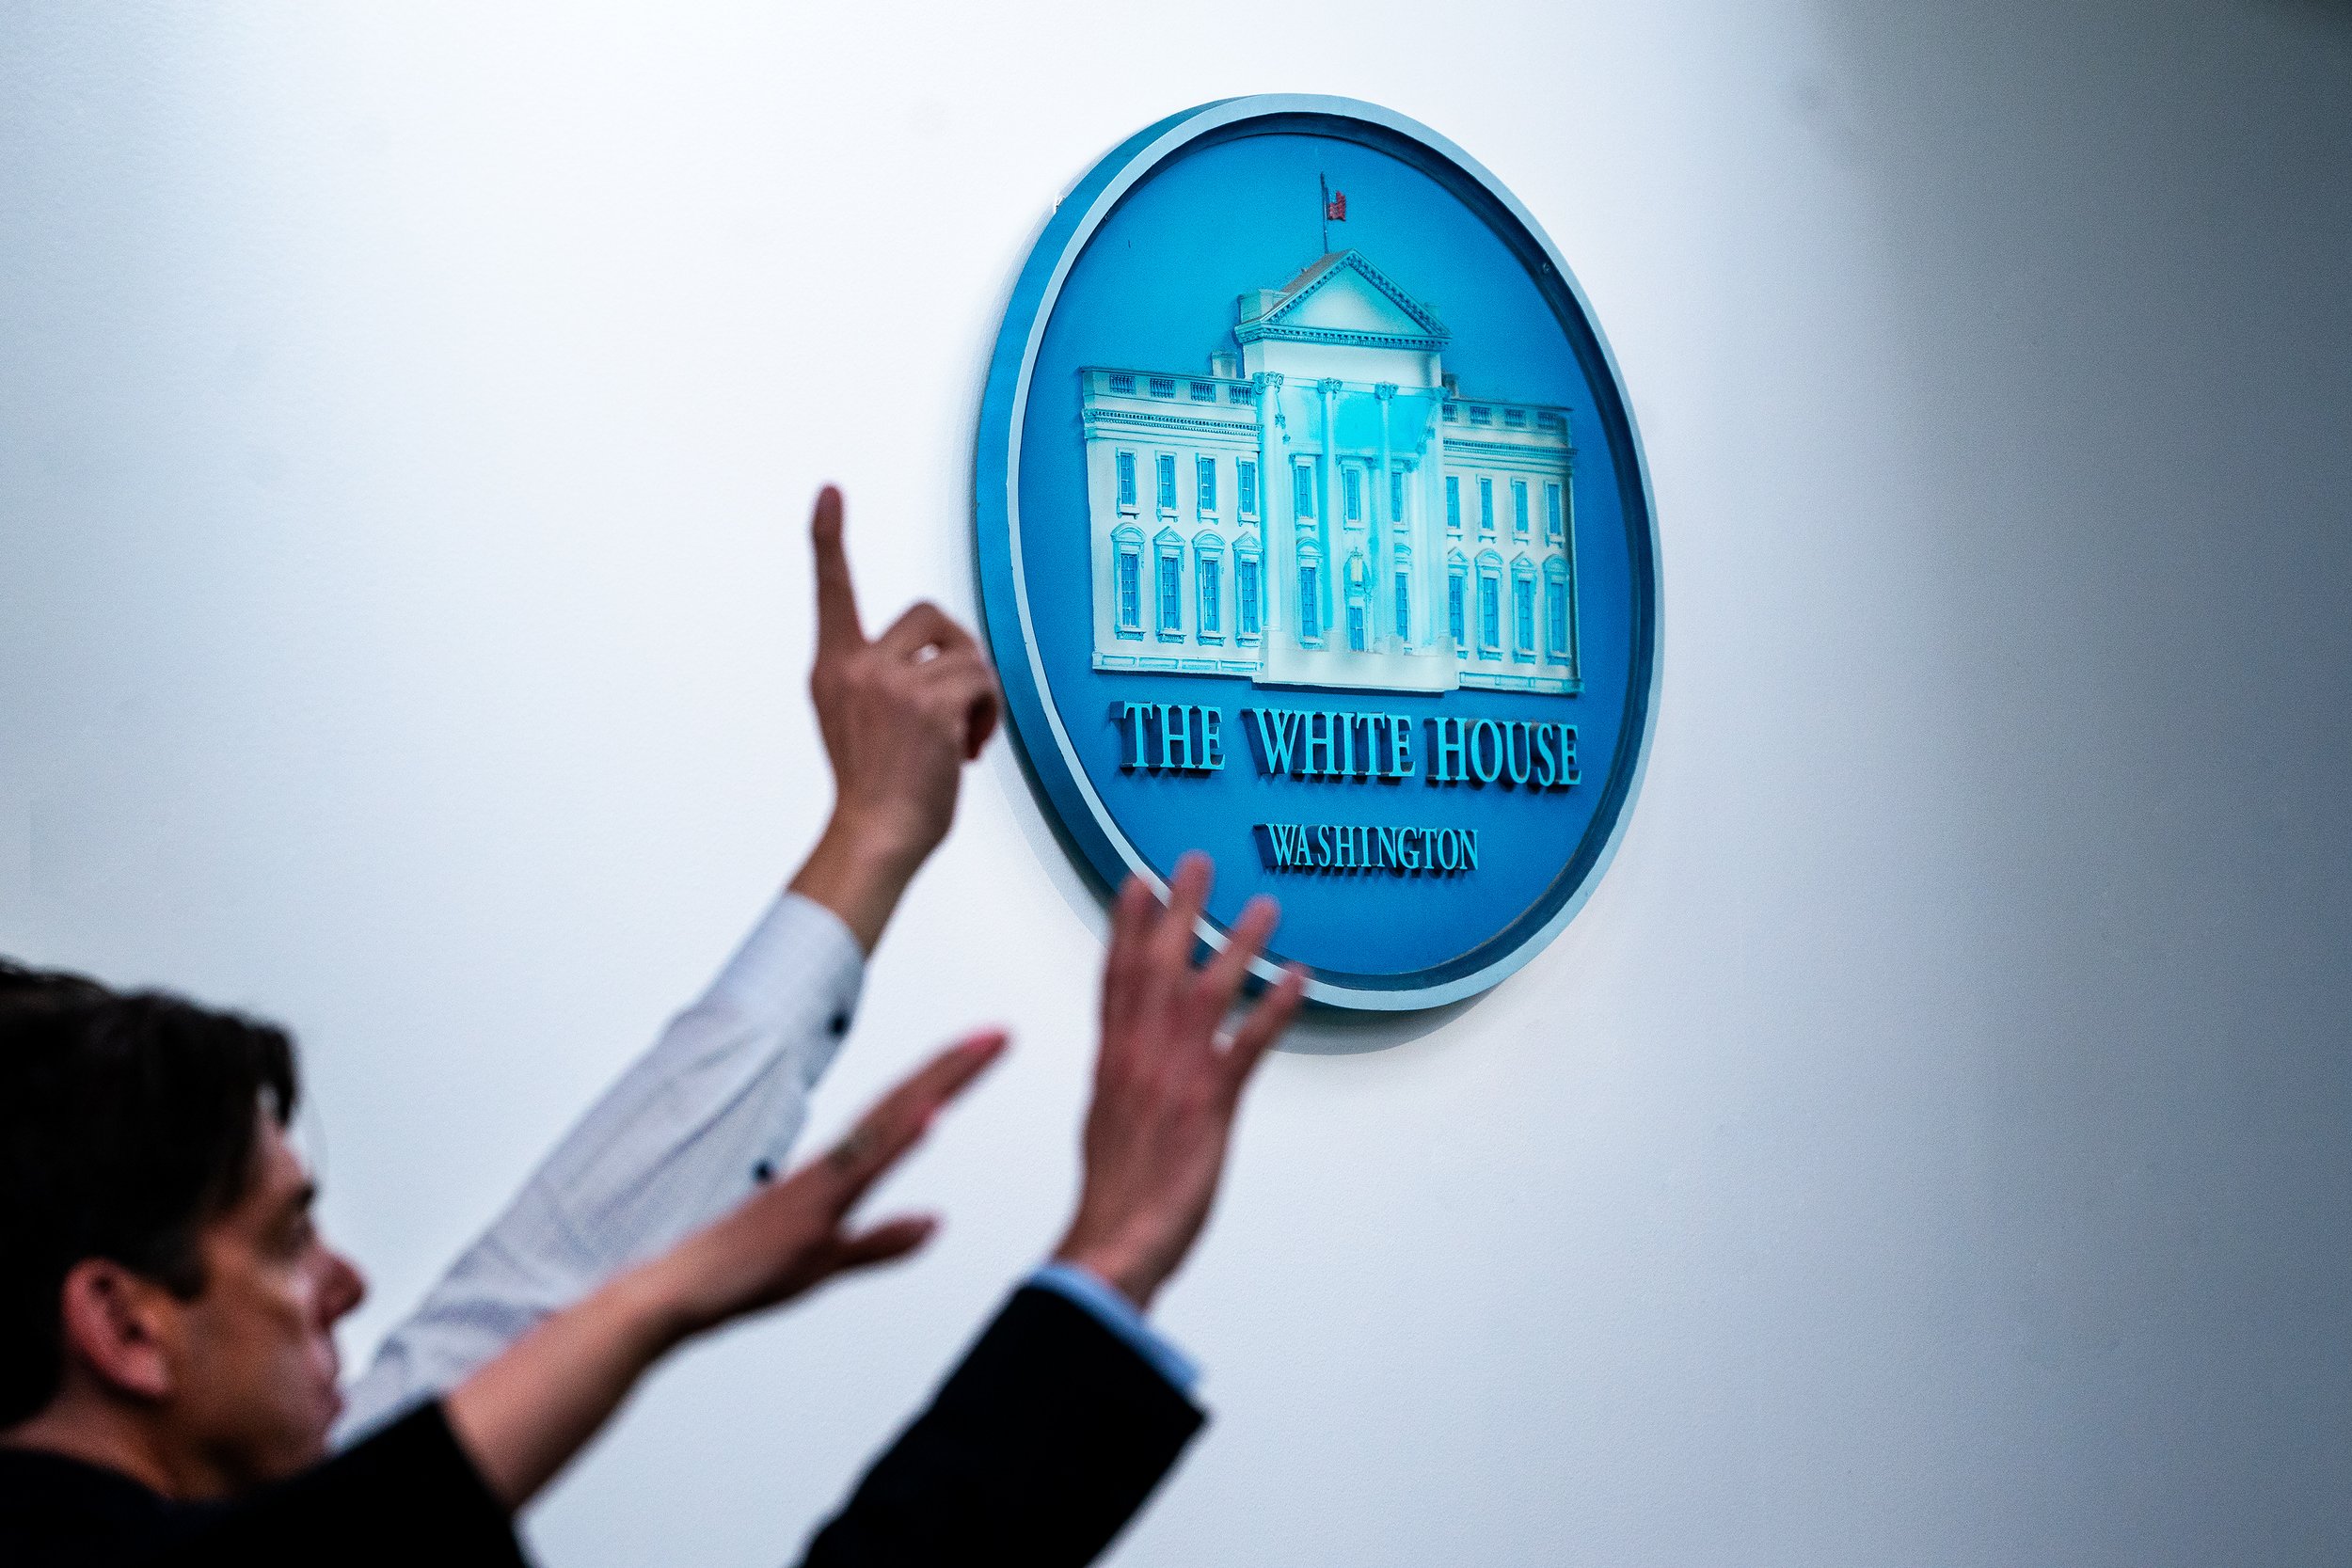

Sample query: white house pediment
[1242,251,1449,348]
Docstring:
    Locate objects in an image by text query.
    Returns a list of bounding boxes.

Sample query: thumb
[823,1214,940,1277]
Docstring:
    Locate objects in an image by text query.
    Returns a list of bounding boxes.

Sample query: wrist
[822,802,936,874]
[604,1254,707,1358]
[1050,1227,1168,1313]
[788,811,930,952]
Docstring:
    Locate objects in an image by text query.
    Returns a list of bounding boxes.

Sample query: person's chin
[282,1426,335,1479]
[275,1387,342,1475]
[312,1381,346,1444]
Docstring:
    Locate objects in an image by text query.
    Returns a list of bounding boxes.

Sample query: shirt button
[752,1161,775,1184]
[828,1010,850,1037]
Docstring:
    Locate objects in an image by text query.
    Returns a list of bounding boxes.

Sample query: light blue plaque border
[975,95,1662,1011]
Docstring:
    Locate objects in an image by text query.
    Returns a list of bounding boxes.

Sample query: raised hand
[1053,853,1307,1309]
[789,485,1002,951]
[642,1031,1007,1335]
[447,1031,1007,1508]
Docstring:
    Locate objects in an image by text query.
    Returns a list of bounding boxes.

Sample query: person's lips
[315,1344,344,1418]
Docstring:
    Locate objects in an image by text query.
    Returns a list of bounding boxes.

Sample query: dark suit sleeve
[158,1402,527,1568]
[798,1284,1208,1568]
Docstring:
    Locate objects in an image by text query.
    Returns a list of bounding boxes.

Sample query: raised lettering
[1470,720,1504,784]
[1304,712,1337,777]
[1248,707,1301,775]
[1428,717,1465,784]
[1116,701,1152,769]
[1158,704,1194,770]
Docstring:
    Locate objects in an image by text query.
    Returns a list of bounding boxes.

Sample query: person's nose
[321,1248,368,1325]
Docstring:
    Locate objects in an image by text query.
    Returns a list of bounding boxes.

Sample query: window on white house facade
[1156,544,1184,637]
[1114,531,1143,636]
[1296,546,1323,643]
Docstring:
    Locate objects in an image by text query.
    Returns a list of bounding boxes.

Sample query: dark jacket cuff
[800,1284,1208,1567]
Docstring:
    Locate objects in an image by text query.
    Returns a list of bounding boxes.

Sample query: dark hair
[0,959,298,1427]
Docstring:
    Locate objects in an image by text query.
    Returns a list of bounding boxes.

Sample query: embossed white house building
[1080,249,1581,695]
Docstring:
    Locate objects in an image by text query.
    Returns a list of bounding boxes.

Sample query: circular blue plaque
[975,96,1661,1010]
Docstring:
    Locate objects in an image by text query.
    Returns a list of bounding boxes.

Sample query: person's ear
[56,1259,182,1403]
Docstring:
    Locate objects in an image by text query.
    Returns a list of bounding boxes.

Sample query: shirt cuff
[707,890,866,1074]
[1025,1262,1200,1396]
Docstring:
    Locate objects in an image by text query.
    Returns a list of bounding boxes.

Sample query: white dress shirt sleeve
[333,891,866,1445]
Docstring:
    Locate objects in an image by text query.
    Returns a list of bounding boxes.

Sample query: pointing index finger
[810,485,866,656]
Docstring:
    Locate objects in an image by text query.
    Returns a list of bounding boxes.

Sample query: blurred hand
[789,485,1001,950]
[450,1032,1005,1507]
[1054,853,1306,1310]
[644,1030,1007,1336]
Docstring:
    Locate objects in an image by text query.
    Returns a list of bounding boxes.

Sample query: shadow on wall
[1804,2,2352,1562]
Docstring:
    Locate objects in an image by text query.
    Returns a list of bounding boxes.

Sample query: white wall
[4,4,2347,1563]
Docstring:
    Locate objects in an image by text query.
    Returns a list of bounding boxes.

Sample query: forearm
[798,1285,1204,1568]
[442,1263,686,1511]
[438,1026,1005,1513]
[337,891,866,1445]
